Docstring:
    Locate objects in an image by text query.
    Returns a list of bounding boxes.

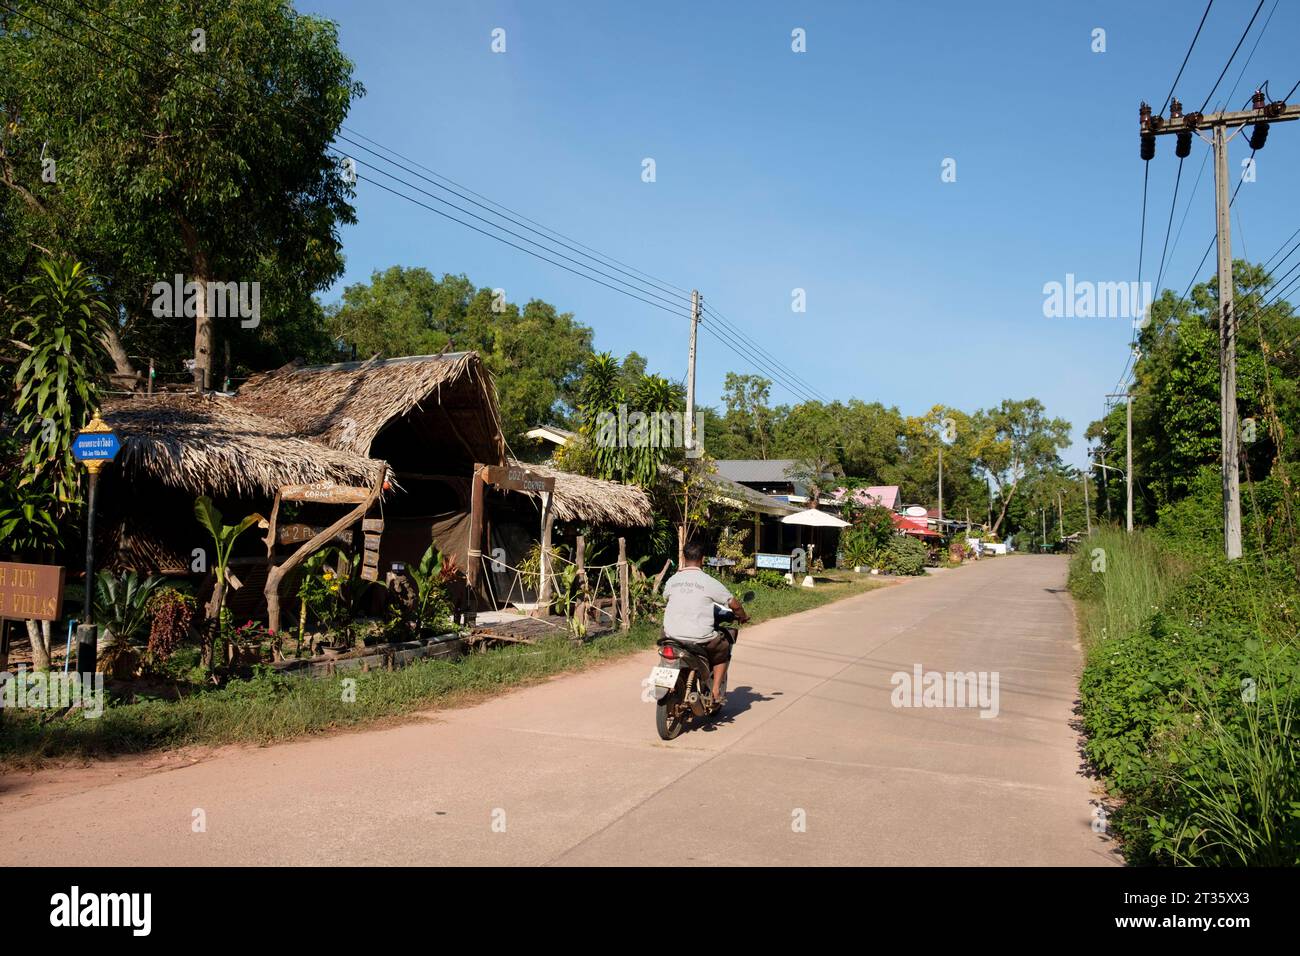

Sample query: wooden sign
[362,518,384,533]
[360,565,379,582]
[363,533,381,553]
[277,524,353,547]
[483,464,555,494]
[0,561,65,622]
[278,482,371,504]
[362,550,380,569]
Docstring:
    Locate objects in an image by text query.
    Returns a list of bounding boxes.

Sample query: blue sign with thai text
[72,431,121,462]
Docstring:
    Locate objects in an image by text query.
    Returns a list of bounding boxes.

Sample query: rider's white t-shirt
[662,567,734,642]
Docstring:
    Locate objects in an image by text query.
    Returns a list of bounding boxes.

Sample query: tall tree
[720,372,775,459]
[971,398,1071,535]
[1,256,109,670]
[0,0,361,385]
[325,267,593,442]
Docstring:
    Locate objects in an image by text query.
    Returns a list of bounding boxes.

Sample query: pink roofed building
[828,485,900,511]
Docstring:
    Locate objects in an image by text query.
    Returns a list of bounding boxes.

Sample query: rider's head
[682,539,706,567]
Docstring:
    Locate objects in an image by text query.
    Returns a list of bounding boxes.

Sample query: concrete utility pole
[1141,95,1300,558]
[685,289,700,453]
[1101,449,1112,517]
[1057,489,1065,540]
[937,443,943,521]
[1212,123,1242,559]
[1106,392,1134,533]
[1125,394,1133,534]
[1041,508,1047,552]
[1084,469,1092,535]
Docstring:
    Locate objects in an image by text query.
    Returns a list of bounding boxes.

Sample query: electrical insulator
[1169,98,1182,119]
[1139,101,1152,129]
[1248,122,1269,150]
[1252,90,1266,110]
[1141,131,1155,161]
[1175,130,1192,158]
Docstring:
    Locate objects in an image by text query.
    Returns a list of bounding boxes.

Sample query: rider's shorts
[699,630,734,666]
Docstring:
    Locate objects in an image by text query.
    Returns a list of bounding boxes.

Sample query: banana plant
[194,496,266,668]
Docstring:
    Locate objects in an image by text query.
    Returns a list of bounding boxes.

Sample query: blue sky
[303,0,1300,468]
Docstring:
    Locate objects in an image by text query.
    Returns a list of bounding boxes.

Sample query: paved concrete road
[0,556,1118,866]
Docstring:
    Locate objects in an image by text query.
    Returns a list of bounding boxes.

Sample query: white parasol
[780,508,850,528]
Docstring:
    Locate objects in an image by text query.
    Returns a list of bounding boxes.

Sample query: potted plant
[232,620,271,666]
[299,549,361,656]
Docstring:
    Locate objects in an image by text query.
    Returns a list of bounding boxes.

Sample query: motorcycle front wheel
[656,690,686,740]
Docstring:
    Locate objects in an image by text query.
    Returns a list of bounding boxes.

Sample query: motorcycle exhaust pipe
[685,691,707,717]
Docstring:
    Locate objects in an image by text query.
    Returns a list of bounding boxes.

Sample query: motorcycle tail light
[661,645,675,659]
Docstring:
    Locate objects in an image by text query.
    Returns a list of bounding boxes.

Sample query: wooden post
[575,534,586,592]
[465,464,486,623]
[538,492,554,610]
[573,533,587,627]
[264,471,385,634]
[617,537,630,631]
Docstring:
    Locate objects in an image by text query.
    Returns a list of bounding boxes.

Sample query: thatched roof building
[508,460,651,526]
[99,352,652,609]
[238,352,506,468]
[103,393,385,498]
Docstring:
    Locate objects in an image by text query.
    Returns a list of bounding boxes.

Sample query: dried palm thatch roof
[511,460,653,527]
[102,394,386,498]
[103,354,647,528]
[237,352,506,465]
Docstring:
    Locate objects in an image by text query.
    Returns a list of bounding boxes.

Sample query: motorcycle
[650,590,754,740]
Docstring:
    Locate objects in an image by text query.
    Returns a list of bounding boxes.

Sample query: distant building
[713,459,841,502]
[827,485,900,511]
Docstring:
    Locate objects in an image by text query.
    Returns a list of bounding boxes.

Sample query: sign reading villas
[0,562,66,622]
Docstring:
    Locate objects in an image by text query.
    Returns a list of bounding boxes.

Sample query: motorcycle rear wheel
[656,691,686,740]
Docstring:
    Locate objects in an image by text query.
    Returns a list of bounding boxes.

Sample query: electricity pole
[1101,449,1112,517]
[1106,392,1134,533]
[1057,489,1065,540]
[1084,469,1092,535]
[937,443,943,521]
[685,289,700,453]
[1140,94,1300,558]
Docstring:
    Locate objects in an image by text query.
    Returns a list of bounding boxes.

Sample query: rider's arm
[727,596,750,623]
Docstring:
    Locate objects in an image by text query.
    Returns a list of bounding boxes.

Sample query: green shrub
[842,506,895,567]
[881,535,927,575]
[753,569,790,589]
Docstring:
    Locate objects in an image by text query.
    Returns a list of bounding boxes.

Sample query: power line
[1166,1,1279,304]
[338,150,695,316]
[1161,0,1215,113]
[1111,162,1150,395]
[1197,0,1267,114]
[19,0,828,405]
[354,173,692,322]
[701,304,831,402]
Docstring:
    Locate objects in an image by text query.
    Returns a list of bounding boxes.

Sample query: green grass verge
[1068,526,1300,865]
[0,572,885,768]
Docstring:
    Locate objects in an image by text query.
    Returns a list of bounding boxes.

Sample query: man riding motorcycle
[661,539,750,703]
